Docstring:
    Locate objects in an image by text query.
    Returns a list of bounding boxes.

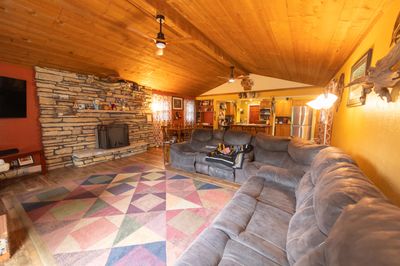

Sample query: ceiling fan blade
[236,75,249,79]
[126,26,155,43]
[167,37,195,44]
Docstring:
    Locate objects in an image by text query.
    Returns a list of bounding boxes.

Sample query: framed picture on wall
[347,48,373,107]
[172,97,183,110]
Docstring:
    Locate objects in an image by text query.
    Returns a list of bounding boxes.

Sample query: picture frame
[172,97,183,110]
[347,49,373,107]
[18,155,34,166]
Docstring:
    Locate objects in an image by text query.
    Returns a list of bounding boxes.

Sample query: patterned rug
[16,163,235,265]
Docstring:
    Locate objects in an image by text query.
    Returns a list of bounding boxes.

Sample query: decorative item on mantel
[346,41,400,104]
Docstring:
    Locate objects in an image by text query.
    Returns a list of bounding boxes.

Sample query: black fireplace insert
[96,124,129,149]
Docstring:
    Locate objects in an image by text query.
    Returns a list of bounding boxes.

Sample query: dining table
[166,126,194,143]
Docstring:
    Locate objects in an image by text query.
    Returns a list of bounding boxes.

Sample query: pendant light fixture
[228,66,235,83]
[155,14,166,49]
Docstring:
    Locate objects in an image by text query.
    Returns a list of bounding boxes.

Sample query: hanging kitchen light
[228,66,235,83]
[155,14,166,49]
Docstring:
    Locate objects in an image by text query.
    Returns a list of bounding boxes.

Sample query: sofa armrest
[256,165,304,190]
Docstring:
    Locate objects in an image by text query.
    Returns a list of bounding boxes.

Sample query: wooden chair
[183,127,193,141]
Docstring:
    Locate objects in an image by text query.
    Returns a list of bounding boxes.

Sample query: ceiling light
[155,14,166,50]
[156,48,164,56]
[156,40,166,49]
[228,66,235,83]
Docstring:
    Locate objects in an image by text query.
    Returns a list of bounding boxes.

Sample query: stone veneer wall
[35,66,155,170]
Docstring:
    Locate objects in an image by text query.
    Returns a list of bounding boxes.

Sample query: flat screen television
[0,76,27,118]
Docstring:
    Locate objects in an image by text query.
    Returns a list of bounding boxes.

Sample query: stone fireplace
[96,124,129,149]
[35,67,155,170]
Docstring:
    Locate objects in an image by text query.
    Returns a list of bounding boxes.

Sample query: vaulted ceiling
[0,0,387,96]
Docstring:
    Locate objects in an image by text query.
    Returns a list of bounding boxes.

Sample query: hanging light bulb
[228,66,235,83]
[156,47,164,56]
[155,14,166,50]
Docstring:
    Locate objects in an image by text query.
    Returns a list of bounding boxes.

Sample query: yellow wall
[331,1,400,205]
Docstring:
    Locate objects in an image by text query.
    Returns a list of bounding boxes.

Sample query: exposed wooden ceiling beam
[127,0,250,76]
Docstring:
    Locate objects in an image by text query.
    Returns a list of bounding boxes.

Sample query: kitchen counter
[232,124,272,127]
[230,124,272,135]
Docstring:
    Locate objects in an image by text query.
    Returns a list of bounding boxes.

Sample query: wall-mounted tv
[0,76,27,118]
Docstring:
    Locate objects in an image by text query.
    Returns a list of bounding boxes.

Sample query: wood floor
[0,148,239,266]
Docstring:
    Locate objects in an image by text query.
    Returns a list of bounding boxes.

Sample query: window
[152,94,171,122]
[184,99,195,125]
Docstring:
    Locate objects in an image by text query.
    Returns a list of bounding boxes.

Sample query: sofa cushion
[237,232,289,266]
[236,175,265,198]
[224,130,252,146]
[195,162,209,175]
[170,142,197,153]
[310,147,355,185]
[170,146,196,172]
[296,197,400,266]
[255,150,292,167]
[255,133,291,151]
[257,165,304,190]
[295,172,314,210]
[175,227,229,266]
[208,129,225,146]
[195,152,233,171]
[237,176,296,214]
[209,166,234,181]
[191,128,213,143]
[288,138,327,166]
[219,240,283,266]
[213,129,225,141]
[286,203,326,265]
[257,182,296,214]
[244,201,292,251]
[212,193,257,239]
[313,162,385,235]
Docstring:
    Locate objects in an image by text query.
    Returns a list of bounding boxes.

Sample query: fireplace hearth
[96,124,129,149]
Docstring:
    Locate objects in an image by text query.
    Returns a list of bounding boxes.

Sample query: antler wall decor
[240,76,254,91]
[346,41,400,103]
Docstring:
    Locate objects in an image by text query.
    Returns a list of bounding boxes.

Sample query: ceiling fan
[126,14,193,56]
[218,66,248,83]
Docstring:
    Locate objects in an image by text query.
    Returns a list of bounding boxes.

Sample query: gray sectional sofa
[170,129,324,184]
[175,135,400,265]
[170,129,253,181]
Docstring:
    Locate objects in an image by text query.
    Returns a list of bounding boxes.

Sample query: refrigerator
[291,106,313,140]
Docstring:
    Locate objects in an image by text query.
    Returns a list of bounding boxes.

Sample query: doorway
[248,105,260,124]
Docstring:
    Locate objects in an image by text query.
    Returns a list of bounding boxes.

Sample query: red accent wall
[0,62,42,152]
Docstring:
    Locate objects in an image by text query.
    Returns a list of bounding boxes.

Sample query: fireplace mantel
[35,66,155,170]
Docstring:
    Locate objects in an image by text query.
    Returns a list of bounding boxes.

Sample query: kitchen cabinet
[196,100,214,125]
[275,99,292,117]
[260,99,271,108]
[275,124,291,137]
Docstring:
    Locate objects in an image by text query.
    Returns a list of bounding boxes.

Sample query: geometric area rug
[16,163,235,265]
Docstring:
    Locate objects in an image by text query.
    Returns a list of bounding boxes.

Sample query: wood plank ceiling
[0,0,387,96]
